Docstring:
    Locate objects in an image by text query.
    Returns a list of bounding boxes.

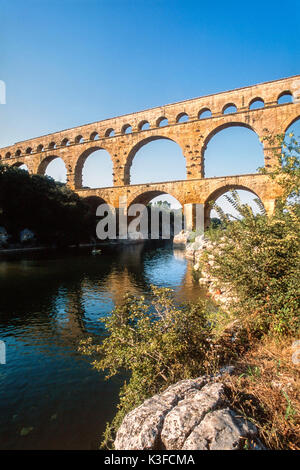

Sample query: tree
[0,164,93,246]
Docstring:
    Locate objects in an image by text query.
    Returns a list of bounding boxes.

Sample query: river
[0,243,206,449]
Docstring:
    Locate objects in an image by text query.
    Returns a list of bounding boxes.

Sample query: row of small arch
[0,90,294,160]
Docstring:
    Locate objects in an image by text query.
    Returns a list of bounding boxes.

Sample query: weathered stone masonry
[1,75,300,227]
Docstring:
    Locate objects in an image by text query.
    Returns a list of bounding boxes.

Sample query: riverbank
[169,229,300,450]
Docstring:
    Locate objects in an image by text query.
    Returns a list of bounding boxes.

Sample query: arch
[48,141,56,150]
[37,154,67,180]
[277,90,293,104]
[249,97,264,110]
[129,190,171,207]
[156,116,168,127]
[283,116,300,158]
[25,147,32,154]
[90,131,100,141]
[281,111,300,133]
[202,121,260,155]
[105,128,115,137]
[5,152,11,159]
[222,103,237,114]
[15,149,22,157]
[61,137,70,146]
[74,146,113,189]
[202,122,264,177]
[36,144,44,152]
[204,184,263,228]
[11,162,29,171]
[138,120,150,131]
[128,190,183,212]
[127,190,183,239]
[83,195,108,214]
[121,124,132,135]
[75,135,84,144]
[125,136,186,185]
[176,112,189,123]
[198,108,212,119]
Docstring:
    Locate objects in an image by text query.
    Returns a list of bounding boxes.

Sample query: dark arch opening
[122,124,132,135]
[203,123,264,177]
[138,120,150,131]
[38,156,67,183]
[75,147,113,189]
[105,128,115,137]
[90,132,100,141]
[61,138,70,146]
[127,137,186,185]
[12,162,29,172]
[75,135,84,144]
[83,195,108,214]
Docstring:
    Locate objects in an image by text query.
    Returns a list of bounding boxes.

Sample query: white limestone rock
[182,408,264,450]
[114,371,265,451]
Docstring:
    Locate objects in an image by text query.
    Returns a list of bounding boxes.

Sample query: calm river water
[0,243,205,450]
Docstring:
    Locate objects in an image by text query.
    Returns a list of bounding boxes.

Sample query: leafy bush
[204,135,300,336]
[79,286,213,447]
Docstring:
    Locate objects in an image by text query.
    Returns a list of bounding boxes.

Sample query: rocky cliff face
[114,369,265,450]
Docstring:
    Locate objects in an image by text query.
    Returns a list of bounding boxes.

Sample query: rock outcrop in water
[114,369,265,450]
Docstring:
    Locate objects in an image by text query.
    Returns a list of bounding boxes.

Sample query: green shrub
[79,286,213,448]
[204,136,300,336]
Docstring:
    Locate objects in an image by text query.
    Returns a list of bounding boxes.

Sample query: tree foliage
[205,135,300,336]
[79,286,212,447]
[0,164,93,246]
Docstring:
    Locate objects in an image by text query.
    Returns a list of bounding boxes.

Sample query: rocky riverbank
[114,367,265,450]
[173,230,236,308]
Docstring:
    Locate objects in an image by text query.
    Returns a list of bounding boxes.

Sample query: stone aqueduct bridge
[1,75,300,228]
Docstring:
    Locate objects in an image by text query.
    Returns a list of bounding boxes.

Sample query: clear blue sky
[0,0,299,210]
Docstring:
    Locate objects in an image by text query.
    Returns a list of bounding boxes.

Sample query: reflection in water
[0,244,204,449]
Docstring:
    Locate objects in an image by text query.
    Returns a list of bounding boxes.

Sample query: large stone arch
[82,195,109,215]
[37,154,68,176]
[124,135,186,185]
[201,121,264,177]
[203,183,263,229]
[74,146,113,189]
[127,187,184,208]
[282,112,300,133]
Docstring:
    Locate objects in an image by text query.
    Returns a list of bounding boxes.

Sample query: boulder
[114,371,265,450]
[182,408,264,450]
